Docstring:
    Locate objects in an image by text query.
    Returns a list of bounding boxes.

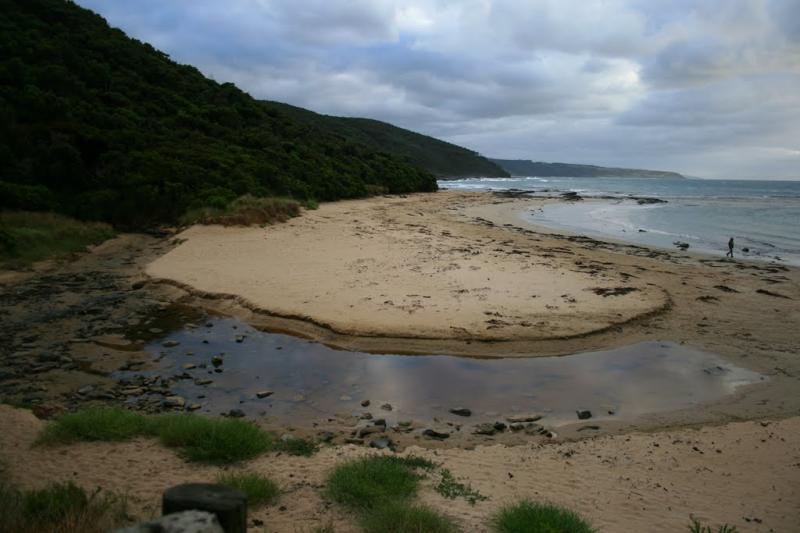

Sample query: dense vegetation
[0,0,440,228]
[488,159,685,179]
[262,101,508,178]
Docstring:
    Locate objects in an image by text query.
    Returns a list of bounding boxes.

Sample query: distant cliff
[489,159,685,179]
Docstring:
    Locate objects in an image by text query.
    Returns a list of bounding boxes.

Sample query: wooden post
[162,483,247,533]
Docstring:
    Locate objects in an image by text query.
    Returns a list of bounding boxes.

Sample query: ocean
[439,176,800,266]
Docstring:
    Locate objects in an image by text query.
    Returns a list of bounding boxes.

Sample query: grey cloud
[74,0,800,179]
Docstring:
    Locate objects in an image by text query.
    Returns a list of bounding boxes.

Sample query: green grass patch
[434,468,487,505]
[216,470,280,508]
[361,501,458,533]
[326,456,427,510]
[490,500,594,533]
[689,518,738,533]
[0,211,115,268]
[180,195,302,226]
[36,407,151,445]
[0,480,128,533]
[36,408,306,465]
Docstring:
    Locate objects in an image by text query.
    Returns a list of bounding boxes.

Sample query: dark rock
[449,407,472,417]
[131,280,147,290]
[360,399,371,407]
[576,410,592,420]
[344,438,364,445]
[506,414,542,423]
[317,431,335,443]
[162,340,180,348]
[380,403,393,411]
[357,426,384,438]
[194,378,213,386]
[226,409,245,418]
[256,390,273,399]
[673,241,690,250]
[474,423,498,436]
[493,421,507,432]
[422,429,450,440]
[163,396,186,408]
[211,355,223,367]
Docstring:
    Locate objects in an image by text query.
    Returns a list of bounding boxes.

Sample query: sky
[76,0,800,179]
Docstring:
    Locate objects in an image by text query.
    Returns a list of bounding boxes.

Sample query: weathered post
[162,483,247,533]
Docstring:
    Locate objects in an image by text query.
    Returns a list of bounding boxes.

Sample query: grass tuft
[0,480,128,533]
[150,414,273,464]
[434,468,487,505]
[216,470,280,508]
[0,211,115,268]
[360,501,458,533]
[36,408,151,445]
[326,456,424,510]
[491,500,594,533]
[688,517,738,533]
[180,195,302,226]
[38,408,281,465]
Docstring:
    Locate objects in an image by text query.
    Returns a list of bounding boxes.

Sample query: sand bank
[2,405,796,532]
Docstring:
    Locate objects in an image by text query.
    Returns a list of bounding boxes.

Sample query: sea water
[440,176,800,265]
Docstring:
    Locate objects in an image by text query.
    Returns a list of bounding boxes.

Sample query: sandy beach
[3,190,800,531]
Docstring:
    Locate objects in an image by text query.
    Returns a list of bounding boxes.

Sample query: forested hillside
[489,159,685,179]
[261,102,508,178]
[0,0,439,227]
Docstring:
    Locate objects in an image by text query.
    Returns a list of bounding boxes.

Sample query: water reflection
[118,316,763,426]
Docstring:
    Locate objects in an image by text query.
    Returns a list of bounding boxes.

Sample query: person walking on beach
[726,237,734,258]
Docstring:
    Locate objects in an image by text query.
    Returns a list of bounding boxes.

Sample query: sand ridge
[147,193,670,343]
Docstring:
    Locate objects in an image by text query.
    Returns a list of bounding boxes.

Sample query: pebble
[256,390,274,399]
[576,410,592,420]
[162,340,180,348]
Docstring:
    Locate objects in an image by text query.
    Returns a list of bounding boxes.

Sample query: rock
[187,403,202,411]
[114,510,223,533]
[576,410,592,420]
[164,396,186,408]
[256,390,274,399]
[163,340,180,348]
[130,280,147,291]
[449,407,472,417]
[194,378,213,386]
[397,420,413,427]
[673,241,690,250]
[509,423,525,431]
[357,426,384,438]
[234,335,245,343]
[372,418,387,427]
[226,409,245,418]
[369,437,396,451]
[280,433,299,443]
[77,385,94,395]
[317,431,335,443]
[211,355,223,367]
[182,363,196,370]
[359,412,373,420]
[345,438,364,445]
[380,403,393,411]
[360,399,371,407]
[506,414,542,423]
[493,421,507,432]
[474,424,495,436]
[422,429,450,440]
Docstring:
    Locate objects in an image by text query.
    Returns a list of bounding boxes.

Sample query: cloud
[75,0,800,179]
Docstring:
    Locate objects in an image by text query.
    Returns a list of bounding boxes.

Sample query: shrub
[361,501,458,533]
[490,500,594,533]
[181,194,301,226]
[216,470,279,507]
[275,436,318,457]
[0,211,115,267]
[434,468,487,505]
[688,518,738,533]
[326,456,423,510]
